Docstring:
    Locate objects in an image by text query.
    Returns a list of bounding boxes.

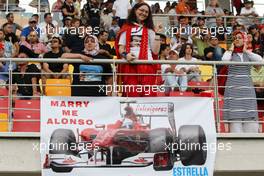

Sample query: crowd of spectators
[0,0,264,132]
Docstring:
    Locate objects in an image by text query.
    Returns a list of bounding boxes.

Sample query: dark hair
[44,13,51,19]
[159,44,169,54]
[32,14,39,18]
[6,13,13,19]
[99,30,108,36]
[2,23,10,30]
[0,29,4,33]
[52,36,62,44]
[179,43,193,58]
[127,2,154,30]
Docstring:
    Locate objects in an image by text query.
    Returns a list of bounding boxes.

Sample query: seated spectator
[52,0,63,12]
[176,43,201,82]
[251,65,264,105]
[204,36,225,61]
[152,3,163,14]
[62,0,79,24]
[0,43,16,85]
[20,31,48,56]
[63,18,84,53]
[98,30,115,57]
[192,33,210,58]
[20,17,40,42]
[100,8,113,31]
[247,33,254,52]
[239,0,258,28]
[168,2,178,26]
[42,36,69,94]
[171,34,190,53]
[161,47,187,93]
[74,0,82,17]
[83,0,101,28]
[108,17,120,41]
[0,29,14,58]
[176,0,190,14]
[2,23,19,57]
[232,0,243,15]
[4,12,22,34]
[215,17,227,42]
[10,52,41,98]
[164,1,171,13]
[39,13,58,44]
[205,0,225,27]
[62,35,113,96]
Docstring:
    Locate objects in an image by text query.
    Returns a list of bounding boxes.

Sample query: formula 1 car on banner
[43,101,207,173]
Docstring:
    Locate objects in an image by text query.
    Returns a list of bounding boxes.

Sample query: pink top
[21,41,48,54]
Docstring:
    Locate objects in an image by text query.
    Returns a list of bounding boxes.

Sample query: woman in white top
[205,0,224,27]
[176,43,201,82]
[222,31,263,133]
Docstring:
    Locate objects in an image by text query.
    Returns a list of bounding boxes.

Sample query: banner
[41,97,216,176]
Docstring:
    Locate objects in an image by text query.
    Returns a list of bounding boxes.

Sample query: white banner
[41,97,217,176]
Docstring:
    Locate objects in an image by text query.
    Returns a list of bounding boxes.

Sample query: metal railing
[1,58,264,133]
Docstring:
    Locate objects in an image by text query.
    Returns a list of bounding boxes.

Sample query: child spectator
[239,0,258,28]
[0,29,14,58]
[177,43,201,82]
[160,45,188,94]
[109,16,120,41]
[205,0,225,27]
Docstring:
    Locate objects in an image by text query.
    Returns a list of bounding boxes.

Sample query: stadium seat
[188,81,211,91]
[12,99,40,132]
[169,91,196,97]
[106,41,115,48]
[257,104,264,133]
[0,98,9,114]
[0,113,8,132]
[200,91,227,133]
[0,87,8,97]
[45,79,71,96]
[199,65,213,81]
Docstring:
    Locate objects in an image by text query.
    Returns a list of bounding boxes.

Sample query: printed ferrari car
[43,101,207,173]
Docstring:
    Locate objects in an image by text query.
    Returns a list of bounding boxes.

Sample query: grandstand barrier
[0,58,264,133]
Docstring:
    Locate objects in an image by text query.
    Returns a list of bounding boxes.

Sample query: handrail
[1,58,264,66]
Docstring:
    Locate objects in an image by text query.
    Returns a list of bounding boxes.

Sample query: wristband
[121,52,127,58]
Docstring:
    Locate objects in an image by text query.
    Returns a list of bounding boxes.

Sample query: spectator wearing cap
[160,44,188,94]
[5,12,22,34]
[20,17,40,42]
[239,0,258,28]
[42,36,69,94]
[205,0,225,27]
[39,13,59,44]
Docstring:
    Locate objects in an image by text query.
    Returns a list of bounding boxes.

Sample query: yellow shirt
[251,66,264,85]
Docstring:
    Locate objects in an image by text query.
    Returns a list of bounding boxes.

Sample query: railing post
[8,59,13,132]
[212,63,221,133]
[112,59,117,96]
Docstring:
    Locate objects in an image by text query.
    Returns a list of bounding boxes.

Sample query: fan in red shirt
[115,2,162,97]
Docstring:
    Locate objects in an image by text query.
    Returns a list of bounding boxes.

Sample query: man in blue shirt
[20,17,40,42]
